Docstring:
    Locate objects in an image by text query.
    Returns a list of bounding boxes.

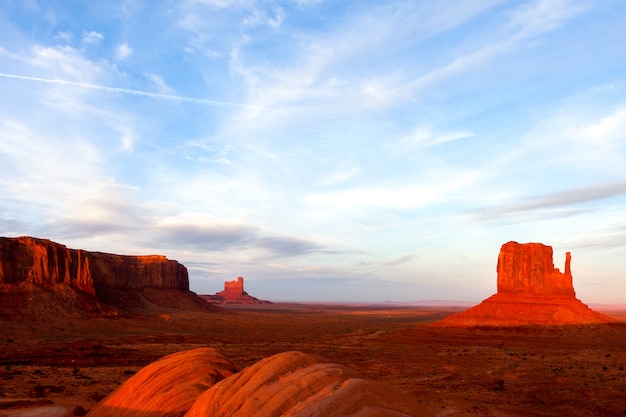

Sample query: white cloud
[242,9,263,26]
[397,126,475,151]
[120,128,136,151]
[507,0,589,39]
[242,7,284,28]
[82,30,104,45]
[188,0,249,7]
[518,105,626,171]
[0,118,103,214]
[316,167,359,187]
[205,49,221,58]
[26,45,108,82]
[177,0,255,33]
[305,176,475,211]
[268,6,284,29]
[144,72,177,95]
[469,180,626,222]
[403,0,589,97]
[115,42,133,60]
[575,108,626,144]
[290,0,323,6]
[223,0,536,117]
[54,31,74,43]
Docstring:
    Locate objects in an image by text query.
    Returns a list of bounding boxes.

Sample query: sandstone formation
[0,236,188,292]
[88,348,235,417]
[201,276,272,305]
[0,236,214,316]
[435,241,616,327]
[497,241,574,296]
[87,349,432,417]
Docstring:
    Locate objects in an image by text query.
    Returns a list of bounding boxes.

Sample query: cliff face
[220,277,246,298]
[89,253,188,292]
[0,237,95,294]
[0,236,189,295]
[497,241,574,297]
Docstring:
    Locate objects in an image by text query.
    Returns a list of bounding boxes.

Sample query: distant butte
[200,276,272,305]
[435,241,617,327]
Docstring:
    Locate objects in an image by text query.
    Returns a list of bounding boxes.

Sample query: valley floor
[1,304,626,416]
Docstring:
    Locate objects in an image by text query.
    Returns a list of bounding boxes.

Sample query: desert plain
[2,302,626,417]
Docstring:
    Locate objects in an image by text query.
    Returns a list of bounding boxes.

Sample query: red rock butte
[201,276,272,305]
[496,241,574,296]
[223,276,245,297]
[435,241,617,327]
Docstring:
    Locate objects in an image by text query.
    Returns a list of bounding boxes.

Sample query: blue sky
[1,0,626,303]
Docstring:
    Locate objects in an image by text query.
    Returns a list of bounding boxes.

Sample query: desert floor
[2,303,626,417]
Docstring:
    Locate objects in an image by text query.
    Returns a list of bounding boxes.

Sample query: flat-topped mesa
[0,236,189,295]
[497,241,574,297]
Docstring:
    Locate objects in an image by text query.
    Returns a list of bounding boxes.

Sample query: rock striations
[88,348,236,417]
[201,276,272,305]
[496,241,574,296]
[436,241,616,327]
[87,348,432,417]
[0,236,214,318]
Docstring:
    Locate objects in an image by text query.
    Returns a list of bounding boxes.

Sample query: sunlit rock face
[186,351,430,417]
[435,241,616,327]
[0,236,97,295]
[222,276,245,297]
[201,276,272,305]
[87,349,432,417]
[87,348,236,417]
[497,241,574,296]
[0,236,206,316]
[0,236,189,292]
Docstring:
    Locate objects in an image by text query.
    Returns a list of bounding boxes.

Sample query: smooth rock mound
[436,241,617,327]
[87,348,235,417]
[88,350,432,417]
[185,351,429,417]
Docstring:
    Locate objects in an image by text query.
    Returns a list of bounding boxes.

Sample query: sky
[1,0,626,303]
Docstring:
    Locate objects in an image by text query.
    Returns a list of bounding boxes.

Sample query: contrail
[0,72,281,111]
